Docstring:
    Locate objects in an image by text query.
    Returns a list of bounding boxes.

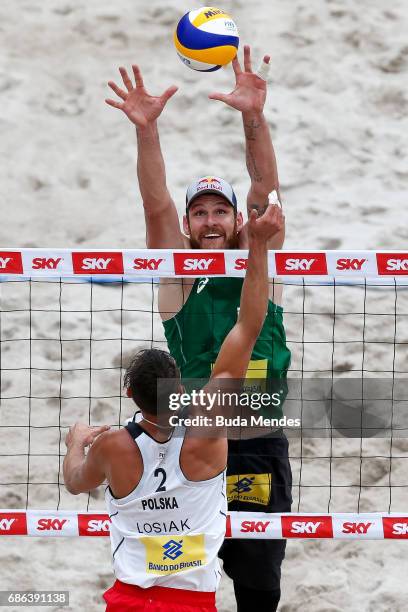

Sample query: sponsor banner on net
[325,252,377,276]
[376,253,408,275]
[26,512,79,537]
[232,513,282,539]
[382,517,408,538]
[0,251,24,274]
[3,511,408,539]
[78,513,111,536]
[223,250,277,277]
[275,252,328,275]
[4,249,408,278]
[122,250,174,277]
[71,251,124,275]
[173,251,226,275]
[332,514,384,539]
[281,515,334,538]
[0,512,28,535]
[21,249,70,275]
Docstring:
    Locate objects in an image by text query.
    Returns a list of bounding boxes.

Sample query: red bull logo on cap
[197,177,222,192]
[186,176,236,210]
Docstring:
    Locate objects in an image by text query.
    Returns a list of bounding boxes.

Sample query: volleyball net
[1,248,408,539]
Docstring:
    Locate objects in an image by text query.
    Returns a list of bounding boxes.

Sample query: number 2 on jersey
[154,468,167,492]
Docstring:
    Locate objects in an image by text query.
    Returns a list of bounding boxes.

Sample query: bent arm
[63,427,108,495]
[182,222,270,477]
[181,208,281,476]
[63,443,105,495]
[137,123,184,248]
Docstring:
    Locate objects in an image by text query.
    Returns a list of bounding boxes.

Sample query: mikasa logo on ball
[203,8,224,18]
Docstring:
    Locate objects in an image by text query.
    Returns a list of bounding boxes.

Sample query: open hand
[208,45,270,114]
[105,65,178,127]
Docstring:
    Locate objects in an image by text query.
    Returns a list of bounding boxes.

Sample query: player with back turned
[63,205,282,612]
[106,45,292,611]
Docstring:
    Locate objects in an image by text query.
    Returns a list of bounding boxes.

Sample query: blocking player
[63,206,280,611]
[106,46,292,611]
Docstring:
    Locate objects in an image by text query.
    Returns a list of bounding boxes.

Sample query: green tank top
[163,277,291,418]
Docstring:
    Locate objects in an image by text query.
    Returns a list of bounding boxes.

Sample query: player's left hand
[208,45,270,114]
[65,423,110,450]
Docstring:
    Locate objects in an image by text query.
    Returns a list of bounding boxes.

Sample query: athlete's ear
[182,214,190,235]
[236,211,244,233]
[126,387,132,398]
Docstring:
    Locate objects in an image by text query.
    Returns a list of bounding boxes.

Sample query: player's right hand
[248,203,285,244]
[105,65,178,128]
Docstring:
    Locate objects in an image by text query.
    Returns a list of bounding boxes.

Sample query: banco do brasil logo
[232,476,255,494]
[162,539,183,561]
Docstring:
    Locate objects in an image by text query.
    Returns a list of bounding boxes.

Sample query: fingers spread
[119,66,133,92]
[256,59,271,81]
[161,85,178,104]
[105,98,124,110]
[232,56,242,76]
[208,92,229,103]
[132,64,144,88]
[108,81,127,100]
[243,44,252,72]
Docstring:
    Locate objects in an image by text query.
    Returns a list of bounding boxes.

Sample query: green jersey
[163,277,291,418]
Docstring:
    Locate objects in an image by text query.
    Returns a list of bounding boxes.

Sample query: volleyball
[174,7,239,72]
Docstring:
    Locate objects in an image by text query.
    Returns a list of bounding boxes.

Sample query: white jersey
[105,420,227,591]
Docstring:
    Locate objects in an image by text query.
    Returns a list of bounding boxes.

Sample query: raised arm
[209,45,284,249]
[210,203,284,380]
[106,65,184,248]
[181,204,284,477]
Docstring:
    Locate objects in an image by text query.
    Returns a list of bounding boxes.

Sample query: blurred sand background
[1,0,408,610]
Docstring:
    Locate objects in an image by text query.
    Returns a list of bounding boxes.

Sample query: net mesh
[1,275,408,515]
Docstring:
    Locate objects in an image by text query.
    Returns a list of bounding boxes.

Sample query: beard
[189,229,240,250]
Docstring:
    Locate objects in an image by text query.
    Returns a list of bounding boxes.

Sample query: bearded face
[184,195,243,250]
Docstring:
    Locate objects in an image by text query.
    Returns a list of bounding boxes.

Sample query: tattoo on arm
[244,120,263,183]
[244,119,261,141]
[247,149,263,183]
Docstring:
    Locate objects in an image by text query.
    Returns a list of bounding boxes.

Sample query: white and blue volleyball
[174,7,239,72]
